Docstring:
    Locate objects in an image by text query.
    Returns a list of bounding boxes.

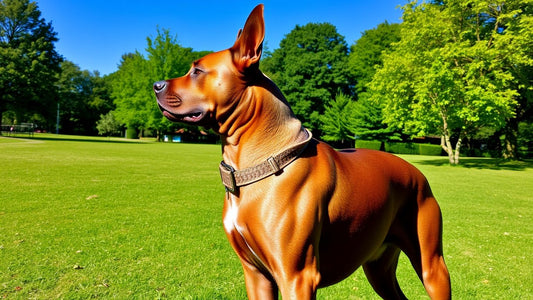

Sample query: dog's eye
[191,68,204,76]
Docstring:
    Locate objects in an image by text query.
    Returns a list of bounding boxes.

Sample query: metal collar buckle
[219,161,237,194]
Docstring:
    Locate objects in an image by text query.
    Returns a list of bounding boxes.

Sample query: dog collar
[219,128,313,194]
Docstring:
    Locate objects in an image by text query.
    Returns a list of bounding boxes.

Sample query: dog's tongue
[164,110,203,122]
[188,112,202,119]
[182,112,202,122]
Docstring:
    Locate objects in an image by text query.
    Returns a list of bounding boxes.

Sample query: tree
[261,23,352,133]
[490,0,533,158]
[320,92,401,146]
[348,22,401,96]
[352,97,402,142]
[56,60,112,135]
[371,0,524,164]
[96,112,121,137]
[320,92,357,147]
[0,0,62,128]
[348,22,402,142]
[110,51,151,138]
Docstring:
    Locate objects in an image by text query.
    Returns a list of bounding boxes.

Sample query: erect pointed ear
[230,4,265,73]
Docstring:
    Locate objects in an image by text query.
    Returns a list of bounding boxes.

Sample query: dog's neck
[218,75,306,170]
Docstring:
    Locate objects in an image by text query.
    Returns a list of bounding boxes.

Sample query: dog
[153,4,451,299]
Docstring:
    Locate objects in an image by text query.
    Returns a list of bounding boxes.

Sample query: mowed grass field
[1,134,531,299]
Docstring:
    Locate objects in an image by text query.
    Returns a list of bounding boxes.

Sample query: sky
[37,0,406,76]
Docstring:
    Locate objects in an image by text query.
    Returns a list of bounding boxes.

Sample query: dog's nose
[153,81,167,93]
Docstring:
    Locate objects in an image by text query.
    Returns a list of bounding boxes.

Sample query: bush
[418,144,443,156]
[126,127,138,139]
[356,141,444,156]
[385,142,418,154]
[355,140,382,150]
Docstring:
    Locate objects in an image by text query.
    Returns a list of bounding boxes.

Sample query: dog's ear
[231,4,265,73]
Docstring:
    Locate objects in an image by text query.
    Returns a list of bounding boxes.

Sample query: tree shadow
[416,157,533,171]
[16,135,149,144]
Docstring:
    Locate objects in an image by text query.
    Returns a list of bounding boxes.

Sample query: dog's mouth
[159,105,205,123]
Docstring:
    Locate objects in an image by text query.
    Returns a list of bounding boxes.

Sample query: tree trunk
[501,118,518,160]
[453,135,463,164]
[439,113,462,164]
[441,135,456,164]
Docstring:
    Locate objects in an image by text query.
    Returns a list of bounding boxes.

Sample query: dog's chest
[223,196,242,234]
[223,195,268,271]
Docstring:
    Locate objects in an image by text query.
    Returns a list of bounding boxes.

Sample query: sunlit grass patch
[1,135,531,298]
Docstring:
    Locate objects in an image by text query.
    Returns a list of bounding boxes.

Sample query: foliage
[110,52,151,133]
[319,91,400,147]
[56,61,112,135]
[96,111,121,136]
[347,22,402,142]
[348,21,401,96]
[320,92,357,146]
[0,0,62,128]
[384,142,419,155]
[352,96,402,142]
[491,0,533,158]
[371,0,530,164]
[355,140,382,150]
[261,23,352,132]
[518,121,533,157]
[418,143,444,156]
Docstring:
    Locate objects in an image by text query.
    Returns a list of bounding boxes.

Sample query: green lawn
[1,134,531,299]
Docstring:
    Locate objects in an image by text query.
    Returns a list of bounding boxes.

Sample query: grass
[1,134,531,299]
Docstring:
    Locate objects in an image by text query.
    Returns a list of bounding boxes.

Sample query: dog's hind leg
[362,245,408,300]
[413,193,451,299]
[395,188,451,299]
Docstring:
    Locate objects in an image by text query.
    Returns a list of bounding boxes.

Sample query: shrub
[418,144,443,156]
[355,140,382,150]
[385,142,418,154]
[126,127,138,139]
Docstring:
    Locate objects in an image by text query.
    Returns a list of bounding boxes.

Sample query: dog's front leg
[275,247,320,300]
[242,263,279,300]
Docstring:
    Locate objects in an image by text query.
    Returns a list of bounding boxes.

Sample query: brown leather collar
[219,128,313,194]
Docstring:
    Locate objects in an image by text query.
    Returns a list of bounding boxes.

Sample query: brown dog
[154,4,450,299]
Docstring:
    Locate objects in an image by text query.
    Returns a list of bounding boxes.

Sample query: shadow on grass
[8,135,151,144]
[416,156,533,171]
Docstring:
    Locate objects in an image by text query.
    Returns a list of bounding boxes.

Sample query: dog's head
[153,4,265,130]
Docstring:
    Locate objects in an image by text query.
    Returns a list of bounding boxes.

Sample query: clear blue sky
[37,0,405,75]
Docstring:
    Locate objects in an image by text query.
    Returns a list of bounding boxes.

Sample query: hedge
[418,144,443,156]
[125,127,138,139]
[355,140,382,150]
[385,142,418,154]
[355,140,443,156]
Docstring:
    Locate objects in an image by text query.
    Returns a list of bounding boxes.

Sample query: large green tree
[261,23,352,133]
[56,61,112,135]
[349,22,401,96]
[371,0,528,164]
[0,0,62,128]
[348,22,402,142]
[490,0,533,158]
[110,51,154,138]
[320,92,358,147]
